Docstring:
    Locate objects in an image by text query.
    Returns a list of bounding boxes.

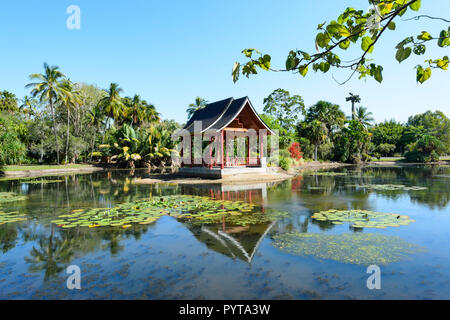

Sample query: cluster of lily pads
[304,172,348,176]
[22,178,64,184]
[53,195,288,229]
[272,232,424,265]
[0,192,27,204]
[311,209,415,229]
[0,210,27,225]
[353,184,427,191]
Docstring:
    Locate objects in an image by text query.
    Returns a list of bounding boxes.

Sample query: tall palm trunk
[351,102,355,120]
[49,98,60,164]
[65,106,70,164]
[314,144,318,161]
[90,130,97,162]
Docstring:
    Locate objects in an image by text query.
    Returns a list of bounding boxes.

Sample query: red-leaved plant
[288,142,302,160]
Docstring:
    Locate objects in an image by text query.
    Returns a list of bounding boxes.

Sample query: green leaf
[285,51,299,70]
[388,22,396,31]
[371,64,383,83]
[395,47,412,63]
[413,44,426,55]
[416,66,431,83]
[361,36,374,53]
[339,40,350,50]
[299,65,308,77]
[232,62,240,83]
[437,30,450,47]
[259,54,271,70]
[417,31,432,41]
[409,0,421,11]
[316,32,331,49]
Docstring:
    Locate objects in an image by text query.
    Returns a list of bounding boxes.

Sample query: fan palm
[355,106,374,127]
[186,96,208,119]
[26,63,66,163]
[345,93,361,120]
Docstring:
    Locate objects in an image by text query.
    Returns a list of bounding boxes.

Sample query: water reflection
[0,166,448,298]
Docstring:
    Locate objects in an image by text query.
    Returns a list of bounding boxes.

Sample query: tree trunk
[49,98,60,164]
[90,130,97,163]
[65,106,70,164]
[314,144,318,161]
[351,101,355,120]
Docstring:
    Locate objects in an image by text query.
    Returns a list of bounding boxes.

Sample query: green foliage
[263,89,305,136]
[0,113,27,165]
[279,156,291,171]
[371,120,405,154]
[0,91,18,113]
[186,97,208,119]
[377,143,396,157]
[405,134,445,162]
[233,0,448,84]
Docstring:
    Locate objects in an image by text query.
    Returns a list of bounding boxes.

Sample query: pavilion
[177,96,274,178]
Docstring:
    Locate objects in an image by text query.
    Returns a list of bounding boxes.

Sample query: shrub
[288,142,302,160]
[279,156,291,171]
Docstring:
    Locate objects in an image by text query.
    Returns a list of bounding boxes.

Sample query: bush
[279,156,291,171]
[377,143,396,157]
[288,142,302,160]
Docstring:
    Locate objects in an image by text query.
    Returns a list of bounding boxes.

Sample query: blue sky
[0,0,449,124]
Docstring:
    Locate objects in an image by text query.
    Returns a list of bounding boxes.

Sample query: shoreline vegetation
[2,160,449,182]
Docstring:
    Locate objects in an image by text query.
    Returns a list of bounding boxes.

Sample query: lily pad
[0,192,27,204]
[311,209,415,228]
[272,232,424,265]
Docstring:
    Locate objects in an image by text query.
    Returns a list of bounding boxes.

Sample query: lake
[0,165,449,299]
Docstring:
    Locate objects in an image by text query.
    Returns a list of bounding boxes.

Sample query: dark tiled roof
[183,96,273,133]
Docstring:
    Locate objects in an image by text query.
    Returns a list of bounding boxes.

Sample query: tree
[99,83,124,126]
[406,110,450,152]
[405,134,445,162]
[371,120,405,154]
[59,79,81,164]
[263,88,305,133]
[345,93,361,120]
[0,91,18,113]
[26,63,66,163]
[354,106,374,127]
[305,100,346,132]
[187,97,208,119]
[298,120,328,161]
[232,1,449,84]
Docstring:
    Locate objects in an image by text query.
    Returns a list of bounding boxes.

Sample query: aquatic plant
[303,171,348,176]
[0,210,27,225]
[311,209,415,229]
[354,184,427,191]
[22,179,64,184]
[0,192,27,204]
[272,232,424,265]
[53,195,289,229]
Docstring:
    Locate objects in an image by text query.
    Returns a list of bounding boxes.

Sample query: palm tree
[19,95,37,117]
[355,106,374,127]
[88,105,105,162]
[99,83,124,125]
[345,93,361,120]
[124,94,145,126]
[59,79,81,164]
[142,100,160,124]
[26,63,66,163]
[302,120,328,161]
[186,96,208,119]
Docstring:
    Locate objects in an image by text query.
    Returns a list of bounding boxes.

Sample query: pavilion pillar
[259,134,263,166]
[247,135,250,166]
[221,130,224,169]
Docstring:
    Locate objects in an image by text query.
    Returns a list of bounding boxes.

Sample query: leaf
[395,47,412,63]
[417,31,432,41]
[413,44,426,55]
[285,51,299,70]
[232,62,240,83]
[299,65,308,77]
[416,66,431,83]
[409,0,421,11]
[388,22,396,30]
[339,39,350,50]
[361,36,374,53]
[315,32,330,49]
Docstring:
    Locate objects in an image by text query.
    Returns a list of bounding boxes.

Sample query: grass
[3,164,93,172]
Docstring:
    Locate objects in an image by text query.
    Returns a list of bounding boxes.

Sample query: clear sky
[0,0,449,124]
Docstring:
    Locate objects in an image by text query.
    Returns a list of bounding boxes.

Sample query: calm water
[0,166,449,299]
